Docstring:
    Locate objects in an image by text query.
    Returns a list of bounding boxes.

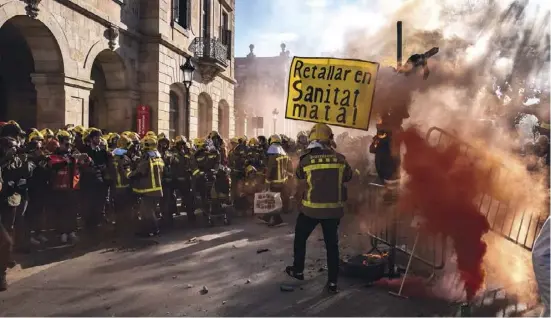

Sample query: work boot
[285,266,304,281]
[326,282,339,294]
[0,272,7,292]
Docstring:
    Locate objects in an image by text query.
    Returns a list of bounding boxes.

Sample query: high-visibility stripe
[301,201,345,209]
[303,163,345,209]
[113,161,129,188]
[541,122,550,130]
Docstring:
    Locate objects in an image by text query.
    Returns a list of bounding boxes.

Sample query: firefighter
[0,136,35,291]
[47,136,88,244]
[108,135,134,236]
[246,138,265,171]
[257,135,268,153]
[40,128,55,144]
[80,128,109,235]
[24,130,50,246]
[260,134,293,226]
[229,135,248,212]
[158,134,176,226]
[170,136,196,222]
[285,123,353,294]
[295,131,309,157]
[129,136,164,237]
[107,133,120,152]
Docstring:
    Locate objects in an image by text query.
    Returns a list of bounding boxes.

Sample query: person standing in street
[532,216,550,317]
[285,123,353,293]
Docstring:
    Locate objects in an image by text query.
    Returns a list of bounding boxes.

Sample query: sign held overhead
[285,57,379,131]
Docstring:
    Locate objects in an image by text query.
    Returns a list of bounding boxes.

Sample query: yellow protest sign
[285,57,379,131]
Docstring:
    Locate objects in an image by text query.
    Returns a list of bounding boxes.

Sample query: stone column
[30,73,66,129]
[105,90,139,132]
[64,76,94,127]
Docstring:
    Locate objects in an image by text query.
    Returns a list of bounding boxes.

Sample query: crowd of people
[0,119,360,292]
[0,117,549,301]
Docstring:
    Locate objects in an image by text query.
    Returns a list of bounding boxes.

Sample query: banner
[136,105,150,137]
[285,57,379,131]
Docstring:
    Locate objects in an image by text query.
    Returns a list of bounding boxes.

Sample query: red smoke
[399,126,490,301]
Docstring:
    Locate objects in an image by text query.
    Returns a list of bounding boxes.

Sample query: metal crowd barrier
[364,126,546,279]
[425,126,547,251]
[364,182,447,279]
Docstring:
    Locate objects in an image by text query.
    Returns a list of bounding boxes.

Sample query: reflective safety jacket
[296,147,353,219]
[129,151,164,197]
[228,143,248,175]
[265,147,292,184]
[108,151,132,190]
[170,150,196,182]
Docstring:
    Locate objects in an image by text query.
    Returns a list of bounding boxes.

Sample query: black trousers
[293,213,340,284]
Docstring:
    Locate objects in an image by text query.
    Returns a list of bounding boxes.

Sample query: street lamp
[180,56,195,138]
[272,108,279,135]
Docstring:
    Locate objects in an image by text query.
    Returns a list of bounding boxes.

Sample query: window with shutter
[169,91,179,138]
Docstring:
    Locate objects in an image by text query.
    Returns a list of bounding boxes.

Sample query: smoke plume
[337,0,549,302]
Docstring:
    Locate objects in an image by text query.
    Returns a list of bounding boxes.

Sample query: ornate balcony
[189,37,228,83]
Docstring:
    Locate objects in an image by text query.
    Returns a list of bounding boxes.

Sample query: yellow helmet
[308,123,333,142]
[140,136,158,151]
[107,133,120,143]
[99,137,108,147]
[116,135,132,149]
[268,134,281,145]
[158,132,167,139]
[193,137,206,149]
[83,127,102,140]
[56,129,71,140]
[73,125,85,135]
[145,131,157,138]
[132,132,141,142]
[248,137,259,147]
[174,135,186,143]
[230,137,239,144]
[28,130,44,142]
[121,131,133,139]
[40,128,55,138]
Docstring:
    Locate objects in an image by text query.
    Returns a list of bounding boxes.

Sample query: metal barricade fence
[425,126,546,251]
[364,182,447,279]
[363,126,546,279]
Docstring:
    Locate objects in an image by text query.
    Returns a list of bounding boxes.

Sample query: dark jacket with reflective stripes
[129,152,164,197]
[296,147,353,219]
[265,153,292,184]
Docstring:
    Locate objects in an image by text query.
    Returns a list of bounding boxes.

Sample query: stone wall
[0,0,235,136]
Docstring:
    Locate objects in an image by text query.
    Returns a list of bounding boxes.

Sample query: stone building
[234,43,291,137]
[0,0,236,138]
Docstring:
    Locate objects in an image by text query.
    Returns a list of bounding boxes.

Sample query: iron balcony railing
[189,37,228,67]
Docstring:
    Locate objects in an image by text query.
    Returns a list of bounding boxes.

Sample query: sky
[234,0,551,58]
[234,0,402,57]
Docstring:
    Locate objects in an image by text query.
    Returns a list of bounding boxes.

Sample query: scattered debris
[187,237,198,244]
[280,284,295,292]
[232,244,237,248]
[245,279,251,284]
[257,248,270,254]
[172,275,177,279]
[318,267,325,272]
[200,286,208,295]
[186,284,193,289]
[222,301,226,305]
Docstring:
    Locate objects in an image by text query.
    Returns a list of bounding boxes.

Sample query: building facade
[0,0,236,138]
[234,43,291,137]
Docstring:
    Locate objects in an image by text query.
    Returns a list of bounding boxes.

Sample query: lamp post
[180,56,195,138]
[272,108,279,135]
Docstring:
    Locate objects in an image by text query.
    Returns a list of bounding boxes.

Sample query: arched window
[169,91,179,138]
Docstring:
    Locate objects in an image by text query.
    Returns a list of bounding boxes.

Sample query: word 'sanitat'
[285,57,379,131]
